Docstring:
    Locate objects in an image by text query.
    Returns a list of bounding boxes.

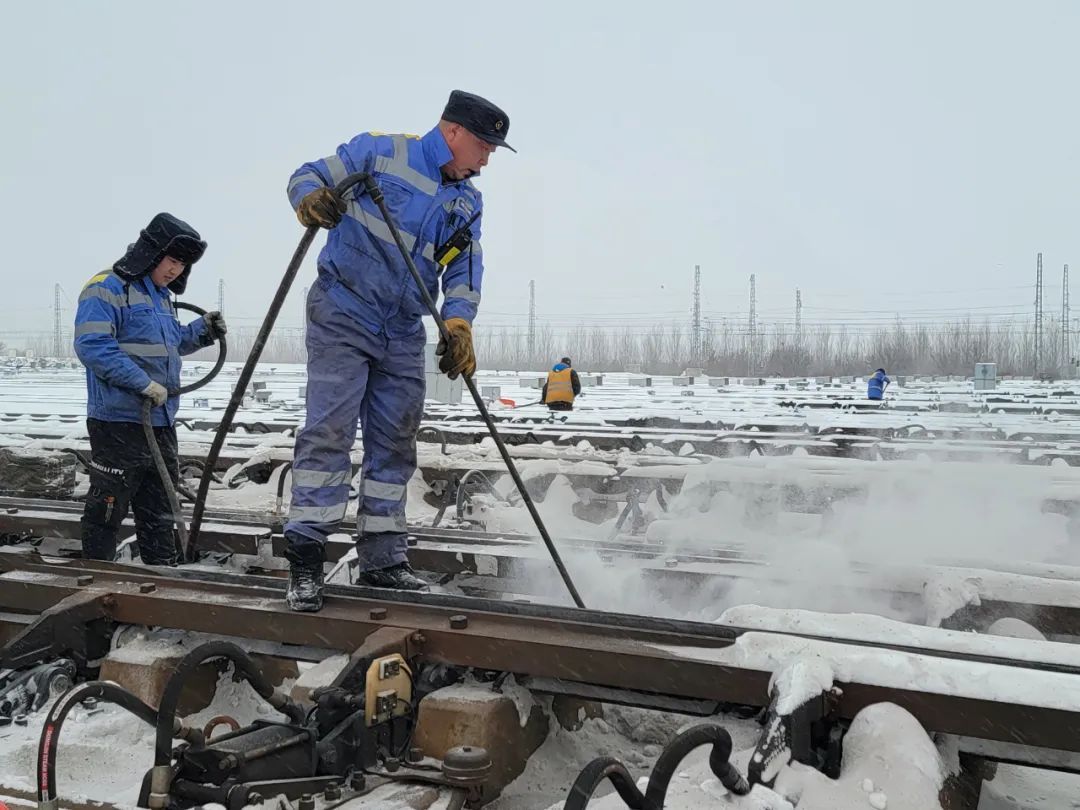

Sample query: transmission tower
[1062,264,1070,372]
[1035,253,1044,375]
[795,288,802,340]
[218,279,225,316]
[53,283,63,358]
[691,265,702,363]
[748,274,757,375]
[527,279,536,359]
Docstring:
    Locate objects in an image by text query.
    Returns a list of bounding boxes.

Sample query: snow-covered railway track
[5,496,1080,636]
[11,407,1080,464]
[4,552,1080,775]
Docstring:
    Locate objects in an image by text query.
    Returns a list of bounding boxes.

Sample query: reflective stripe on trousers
[284,282,425,571]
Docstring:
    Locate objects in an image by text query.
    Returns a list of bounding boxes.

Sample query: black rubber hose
[186,172,372,559]
[174,301,228,398]
[362,175,586,608]
[140,301,228,562]
[37,680,158,804]
[562,725,749,810]
[274,460,293,513]
[455,468,504,521]
[644,724,749,804]
[154,641,305,767]
[563,756,646,810]
[416,425,448,455]
[141,397,189,561]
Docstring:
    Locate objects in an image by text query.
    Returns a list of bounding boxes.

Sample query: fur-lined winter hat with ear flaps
[113,212,206,294]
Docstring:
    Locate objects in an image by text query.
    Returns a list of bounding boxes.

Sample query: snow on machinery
[4,554,1080,808]
[7,376,1080,805]
[33,640,491,810]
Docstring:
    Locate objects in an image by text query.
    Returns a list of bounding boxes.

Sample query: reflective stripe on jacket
[73,270,210,425]
[287,127,484,338]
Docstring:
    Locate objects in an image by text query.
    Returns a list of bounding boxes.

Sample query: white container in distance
[425,343,463,404]
[974,363,997,391]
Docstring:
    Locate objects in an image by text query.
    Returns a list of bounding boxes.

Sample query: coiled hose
[140,300,227,562]
[153,641,305,768]
[563,723,750,810]
[37,643,300,809]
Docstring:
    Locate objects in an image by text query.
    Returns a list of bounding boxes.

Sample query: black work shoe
[286,562,325,612]
[355,562,429,591]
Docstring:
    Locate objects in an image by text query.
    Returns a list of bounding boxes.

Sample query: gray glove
[205,311,227,340]
[141,380,168,407]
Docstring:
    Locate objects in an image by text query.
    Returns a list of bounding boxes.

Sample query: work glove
[436,318,476,380]
[204,311,227,340]
[296,187,347,229]
[141,380,168,407]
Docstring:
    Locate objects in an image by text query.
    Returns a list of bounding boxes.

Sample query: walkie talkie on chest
[434,209,481,269]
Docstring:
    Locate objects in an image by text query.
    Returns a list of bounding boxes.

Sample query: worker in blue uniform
[283,90,514,611]
[74,213,227,564]
[867,368,891,400]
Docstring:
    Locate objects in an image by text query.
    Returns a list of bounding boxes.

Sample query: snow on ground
[0,666,291,806]
[488,702,761,810]
[518,703,945,810]
[980,766,1080,809]
[717,605,1080,669]
[783,704,944,810]
[655,631,1080,713]
[6,366,1080,807]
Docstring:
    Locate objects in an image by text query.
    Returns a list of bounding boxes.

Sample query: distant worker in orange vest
[541,357,582,411]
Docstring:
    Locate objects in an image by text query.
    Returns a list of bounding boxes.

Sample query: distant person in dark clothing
[541,357,581,411]
[867,368,891,400]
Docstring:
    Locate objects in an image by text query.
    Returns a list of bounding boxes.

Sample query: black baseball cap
[442,90,516,153]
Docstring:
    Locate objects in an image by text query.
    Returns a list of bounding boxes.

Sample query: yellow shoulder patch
[365,131,421,140]
[83,271,110,289]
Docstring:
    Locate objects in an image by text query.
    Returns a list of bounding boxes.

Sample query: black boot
[286,562,325,612]
[356,562,429,591]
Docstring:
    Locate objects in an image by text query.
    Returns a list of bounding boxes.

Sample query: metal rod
[142,398,189,560]
[142,301,226,563]
[234,730,311,764]
[361,176,586,608]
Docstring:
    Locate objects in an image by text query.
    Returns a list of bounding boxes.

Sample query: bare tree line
[212,317,1080,376]
[474,317,1077,377]
[22,318,1080,377]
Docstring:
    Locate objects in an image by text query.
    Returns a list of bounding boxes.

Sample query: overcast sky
[2,0,1078,339]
